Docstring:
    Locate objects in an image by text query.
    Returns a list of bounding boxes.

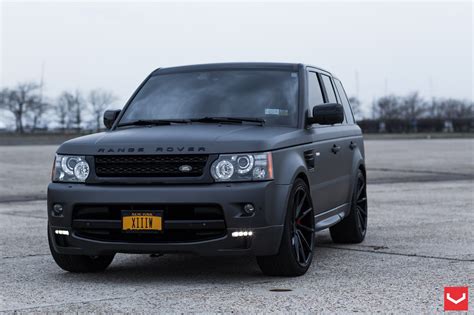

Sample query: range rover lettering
[48,63,368,276]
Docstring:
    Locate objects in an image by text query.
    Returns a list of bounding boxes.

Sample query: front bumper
[47,181,291,256]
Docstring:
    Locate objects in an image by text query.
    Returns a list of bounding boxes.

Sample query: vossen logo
[97,146,206,153]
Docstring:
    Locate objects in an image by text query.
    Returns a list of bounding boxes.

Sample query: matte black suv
[48,63,367,276]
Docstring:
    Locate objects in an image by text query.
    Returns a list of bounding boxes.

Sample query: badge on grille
[179,165,193,172]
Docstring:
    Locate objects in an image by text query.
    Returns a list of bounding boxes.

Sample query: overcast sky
[1,0,473,121]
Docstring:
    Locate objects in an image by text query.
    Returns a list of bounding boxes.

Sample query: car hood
[57,124,311,155]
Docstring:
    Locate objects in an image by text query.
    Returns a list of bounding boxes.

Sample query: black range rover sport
[48,63,367,276]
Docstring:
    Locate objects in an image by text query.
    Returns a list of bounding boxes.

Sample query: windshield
[120,70,299,127]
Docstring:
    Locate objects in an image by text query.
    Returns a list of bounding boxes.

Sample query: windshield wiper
[190,116,265,126]
[117,119,191,128]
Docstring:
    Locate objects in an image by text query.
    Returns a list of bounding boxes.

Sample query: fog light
[54,229,69,236]
[52,204,63,215]
[243,203,255,215]
[231,230,253,237]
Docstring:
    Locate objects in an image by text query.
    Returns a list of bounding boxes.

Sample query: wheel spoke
[293,235,300,262]
[360,214,366,230]
[296,233,307,263]
[297,207,313,221]
[291,185,314,266]
[356,206,366,230]
[357,184,364,200]
[295,191,306,218]
[357,197,367,204]
[354,206,362,230]
[297,223,314,233]
[297,230,312,252]
[357,205,367,217]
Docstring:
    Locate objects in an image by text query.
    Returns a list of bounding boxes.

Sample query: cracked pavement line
[317,245,474,262]
[0,212,45,219]
[2,254,50,260]
[0,296,129,313]
[368,167,473,177]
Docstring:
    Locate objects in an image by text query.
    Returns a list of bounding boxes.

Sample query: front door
[308,126,350,213]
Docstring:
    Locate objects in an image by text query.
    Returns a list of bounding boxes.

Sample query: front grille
[95,155,208,177]
[72,204,226,243]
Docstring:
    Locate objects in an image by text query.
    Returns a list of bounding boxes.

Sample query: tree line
[0,82,472,133]
[0,82,117,133]
[357,92,472,121]
[354,92,473,133]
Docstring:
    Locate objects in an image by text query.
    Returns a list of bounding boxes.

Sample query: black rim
[355,174,368,233]
[291,186,314,266]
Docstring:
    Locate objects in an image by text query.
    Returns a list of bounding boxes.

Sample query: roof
[151,62,333,76]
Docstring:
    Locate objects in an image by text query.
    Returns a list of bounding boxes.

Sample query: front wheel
[48,226,115,273]
[257,178,315,276]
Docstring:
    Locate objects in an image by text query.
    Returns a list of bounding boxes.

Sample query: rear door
[333,78,363,204]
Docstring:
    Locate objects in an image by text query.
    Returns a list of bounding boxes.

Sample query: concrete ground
[0,139,473,313]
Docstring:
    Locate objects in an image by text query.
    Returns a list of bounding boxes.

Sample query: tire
[257,178,315,276]
[48,226,115,273]
[330,169,368,244]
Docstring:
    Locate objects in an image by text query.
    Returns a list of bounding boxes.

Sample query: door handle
[331,144,341,154]
[349,141,357,150]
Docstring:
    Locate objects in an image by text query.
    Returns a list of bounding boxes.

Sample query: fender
[272,145,312,186]
[345,138,366,217]
[271,146,312,225]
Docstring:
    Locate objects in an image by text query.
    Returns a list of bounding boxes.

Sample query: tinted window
[334,79,355,124]
[321,75,337,103]
[308,72,324,109]
[120,70,299,127]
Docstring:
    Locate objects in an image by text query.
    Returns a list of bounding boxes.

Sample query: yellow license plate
[122,211,162,232]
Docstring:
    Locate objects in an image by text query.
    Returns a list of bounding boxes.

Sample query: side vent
[304,150,315,170]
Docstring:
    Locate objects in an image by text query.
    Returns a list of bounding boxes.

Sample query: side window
[307,72,324,111]
[334,79,355,124]
[321,74,337,103]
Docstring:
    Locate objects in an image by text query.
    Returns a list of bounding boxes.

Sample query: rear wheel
[330,169,368,243]
[48,226,114,273]
[257,178,315,276]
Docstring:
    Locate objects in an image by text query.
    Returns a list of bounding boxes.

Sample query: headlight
[211,152,273,182]
[52,154,90,183]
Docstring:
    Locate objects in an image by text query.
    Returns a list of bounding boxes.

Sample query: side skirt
[314,203,350,231]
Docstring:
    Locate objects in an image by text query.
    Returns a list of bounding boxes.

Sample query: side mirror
[103,110,121,130]
[307,103,344,126]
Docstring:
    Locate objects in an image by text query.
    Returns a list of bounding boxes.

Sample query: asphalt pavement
[0,139,473,313]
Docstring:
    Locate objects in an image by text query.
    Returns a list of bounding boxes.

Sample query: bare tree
[0,88,6,104]
[400,92,426,120]
[0,82,41,133]
[0,88,7,113]
[28,100,50,132]
[56,90,84,131]
[55,92,71,130]
[431,98,473,119]
[70,90,84,131]
[371,95,401,120]
[88,89,117,131]
[55,91,84,131]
